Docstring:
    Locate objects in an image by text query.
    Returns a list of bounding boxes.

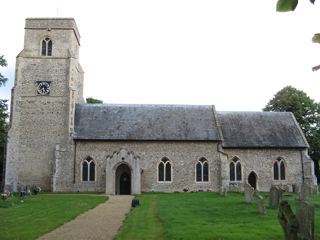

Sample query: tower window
[41,37,52,56]
[196,158,209,182]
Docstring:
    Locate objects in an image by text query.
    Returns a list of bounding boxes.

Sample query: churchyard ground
[0,192,318,240]
[0,193,107,240]
[115,192,320,240]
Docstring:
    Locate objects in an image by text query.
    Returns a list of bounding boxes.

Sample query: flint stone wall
[72,141,221,192]
[223,149,304,192]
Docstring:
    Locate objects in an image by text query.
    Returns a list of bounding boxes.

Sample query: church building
[4,18,317,194]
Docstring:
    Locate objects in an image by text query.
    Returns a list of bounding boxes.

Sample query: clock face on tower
[36,81,51,95]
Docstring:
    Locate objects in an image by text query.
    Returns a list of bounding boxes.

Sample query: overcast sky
[1,0,320,111]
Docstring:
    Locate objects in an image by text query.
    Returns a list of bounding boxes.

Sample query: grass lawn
[0,193,107,240]
[116,192,320,240]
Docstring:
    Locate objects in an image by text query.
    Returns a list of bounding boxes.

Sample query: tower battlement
[25,18,80,44]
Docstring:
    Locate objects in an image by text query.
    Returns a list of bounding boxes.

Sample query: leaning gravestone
[278,200,299,240]
[254,190,266,215]
[297,183,312,202]
[244,183,255,204]
[296,201,315,240]
[269,186,283,209]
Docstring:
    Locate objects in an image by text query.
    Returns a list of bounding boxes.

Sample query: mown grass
[115,194,165,240]
[116,192,320,240]
[0,193,107,240]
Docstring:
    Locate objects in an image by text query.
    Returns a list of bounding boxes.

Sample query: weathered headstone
[254,190,266,214]
[219,185,228,196]
[13,181,17,192]
[244,183,255,204]
[278,200,298,240]
[293,184,300,194]
[269,186,283,209]
[296,201,315,240]
[297,183,312,202]
[26,186,31,195]
[223,187,228,197]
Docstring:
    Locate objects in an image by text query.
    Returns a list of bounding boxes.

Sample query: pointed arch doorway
[248,171,257,189]
[105,149,141,195]
[115,164,131,195]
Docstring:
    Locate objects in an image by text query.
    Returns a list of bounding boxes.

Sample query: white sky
[0,0,320,111]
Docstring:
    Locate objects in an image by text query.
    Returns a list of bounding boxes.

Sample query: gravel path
[38,195,133,240]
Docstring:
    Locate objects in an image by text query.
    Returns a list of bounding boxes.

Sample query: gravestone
[296,201,315,240]
[297,183,312,202]
[244,183,255,204]
[254,190,266,214]
[223,187,228,197]
[26,186,31,195]
[269,186,283,209]
[219,185,228,197]
[278,200,298,240]
[293,184,300,194]
[13,181,17,192]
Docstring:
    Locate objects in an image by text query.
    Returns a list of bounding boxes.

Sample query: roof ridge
[218,111,292,114]
[77,103,215,108]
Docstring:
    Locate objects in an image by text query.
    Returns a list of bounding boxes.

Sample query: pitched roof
[74,104,221,141]
[217,111,308,148]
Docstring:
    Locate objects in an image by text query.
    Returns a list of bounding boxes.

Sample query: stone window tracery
[41,37,52,56]
[82,157,95,182]
[230,157,241,182]
[158,157,171,182]
[273,158,285,180]
[196,158,209,182]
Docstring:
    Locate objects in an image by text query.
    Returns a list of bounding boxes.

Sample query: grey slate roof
[217,111,309,148]
[74,104,221,141]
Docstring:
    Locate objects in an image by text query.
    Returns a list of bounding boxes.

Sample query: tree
[86,97,103,104]
[0,55,8,189]
[0,56,8,87]
[276,0,315,12]
[0,55,8,144]
[312,33,320,71]
[276,1,319,72]
[263,86,320,182]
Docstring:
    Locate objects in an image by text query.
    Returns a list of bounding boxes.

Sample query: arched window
[41,37,52,56]
[158,158,171,182]
[230,157,241,182]
[273,158,285,180]
[273,162,279,180]
[196,158,209,182]
[82,157,95,182]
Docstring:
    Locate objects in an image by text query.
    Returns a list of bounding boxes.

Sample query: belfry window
[82,157,95,182]
[273,158,285,180]
[230,157,241,182]
[196,158,209,182]
[41,37,52,56]
[158,158,172,182]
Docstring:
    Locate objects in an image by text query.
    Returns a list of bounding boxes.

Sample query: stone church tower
[5,18,84,191]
